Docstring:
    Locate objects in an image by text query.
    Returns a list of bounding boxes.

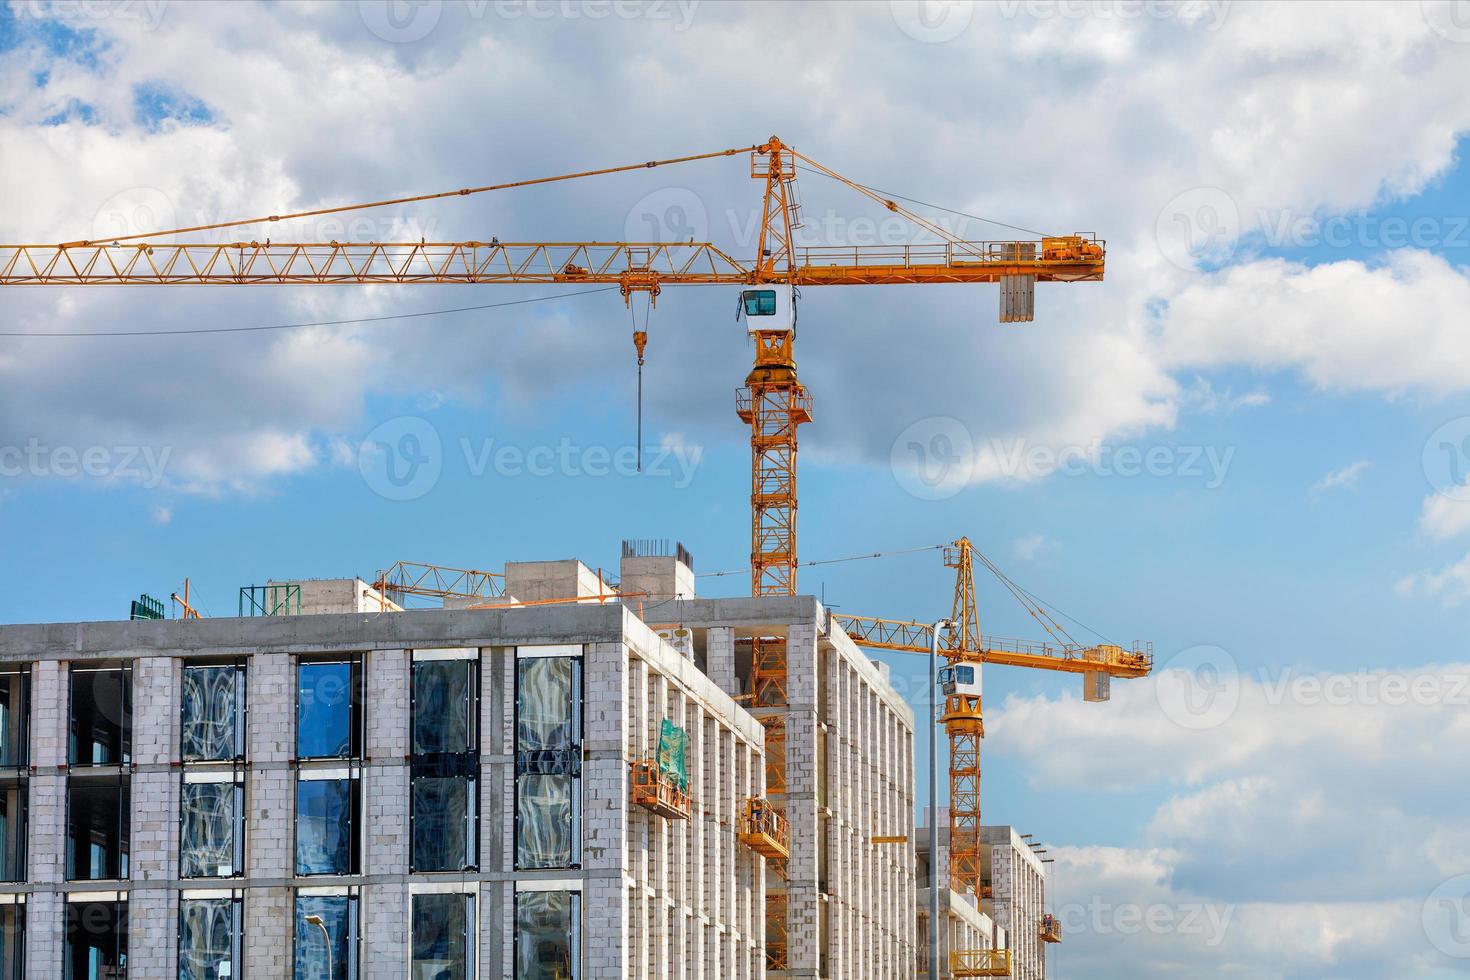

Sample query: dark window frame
[64,897,128,979]
[513,654,584,872]
[294,656,365,763]
[293,889,360,980]
[68,664,132,768]
[410,890,475,978]
[179,777,246,880]
[293,772,362,878]
[0,668,31,770]
[180,660,248,763]
[513,889,581,980]
[178,891,244,980]
[64,770,130,882]
[408,655,481,874]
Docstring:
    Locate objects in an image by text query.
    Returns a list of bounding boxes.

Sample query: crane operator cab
[736,285,797,334]
[938,663,982,699]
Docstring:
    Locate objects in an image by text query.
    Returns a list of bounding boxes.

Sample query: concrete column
[706,627,737,698]
[583,641,628,980]
[129,657,181,977]
[245,650,292,971]
[783,623,820,978]
[243,886,292,977]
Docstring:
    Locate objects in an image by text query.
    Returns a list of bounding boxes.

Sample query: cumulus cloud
[3,3,1470,494]
[988,660,1470,976]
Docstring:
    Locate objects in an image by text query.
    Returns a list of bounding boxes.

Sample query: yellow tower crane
[836,538,1152,907]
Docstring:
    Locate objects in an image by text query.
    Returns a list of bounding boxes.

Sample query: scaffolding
[737,797,790,861]
[950,948,1014,977]
[238,583,300,617]
[629,760,692,820]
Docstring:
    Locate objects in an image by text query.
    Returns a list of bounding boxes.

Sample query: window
[742,288,777,317]
[179,894,242,980]
[0,670,29,769]
[410,654,478,873]
[65,899,127,980]
[180,780,243,878]
[66,776,129,881]
[0,779,26,882]
[182,664,245,762]
[294,893,358,980]
[295,776,358,876]
[515,655,582,871]
[70,666,131,766]
[296,657,363,878]
[411,892,474,979]
[297,660,361,760]
[515,891,579,980]
[0,903,22,979]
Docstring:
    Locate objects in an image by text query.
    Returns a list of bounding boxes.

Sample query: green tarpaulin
[657,719,689,791]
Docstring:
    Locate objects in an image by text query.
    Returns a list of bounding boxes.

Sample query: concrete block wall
[985,826,1048,980]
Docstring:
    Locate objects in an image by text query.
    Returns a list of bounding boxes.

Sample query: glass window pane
[411,776,475,872]
[0,672,28,769]
[412,661,475,755]
[65,900,127,980]
[0,906,22,979]
[516,774,577,870]
[294,895,358,980]
[182,666,243,762]
[70,668,131,766]
[516,891,578,980]
[67,778,129,881]
[295,779,357,876]
[298,662,357,760]
[180,897,240,980]
[411,893,472,979]
[181,782,242,878]
[0,779,26,882]
[516,659,579,755]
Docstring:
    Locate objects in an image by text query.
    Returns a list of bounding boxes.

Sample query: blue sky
[3,2,1470,976]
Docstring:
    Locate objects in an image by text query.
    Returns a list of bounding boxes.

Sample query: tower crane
[836,537,1151,914]
[0,136,1108,973]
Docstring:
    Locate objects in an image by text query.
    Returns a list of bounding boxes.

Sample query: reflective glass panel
[179,897,240,980]
[294,894,358,980]
[411,892,472,980]
[516,659,579,754]
[297,662,357,760]
[516,773,576,870]
[412,660,475,755]
[411,776,475,872]
[181,782,243,878]
[182,665,243,762]
[295,778,356,875]
[66,777,129,880]
[70,668,131,766]
[515,891,578,980]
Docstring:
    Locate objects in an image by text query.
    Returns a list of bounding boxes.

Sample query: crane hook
[633,328,648,472]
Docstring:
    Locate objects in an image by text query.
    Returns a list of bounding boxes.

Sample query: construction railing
[950,948,1014,977]
[239,583,301,617]
[737,797,790,861]
[629,760,692,820]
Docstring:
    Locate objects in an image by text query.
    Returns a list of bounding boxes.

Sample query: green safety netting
[657,719,690,791]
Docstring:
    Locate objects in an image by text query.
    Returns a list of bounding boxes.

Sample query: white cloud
[1011,532,1058,561]
[0,3,1467,494]
[1397,550,1470,606]
[1311,459,1372,498]
[1417,485,1470,540]
[151,505,172,525]
[988,661,1470,976]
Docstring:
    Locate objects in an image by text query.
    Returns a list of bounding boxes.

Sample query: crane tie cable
[63,144,758,247]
